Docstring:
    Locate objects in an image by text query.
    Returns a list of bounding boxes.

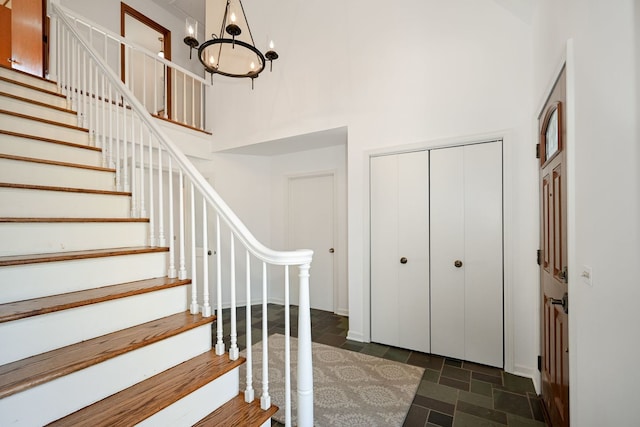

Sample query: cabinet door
[431,142,503,367]
[370,151,430,353]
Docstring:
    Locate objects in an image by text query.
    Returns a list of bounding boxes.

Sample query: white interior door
[370,151,430,353]
[430,141,503,367]
[288,174,335,312]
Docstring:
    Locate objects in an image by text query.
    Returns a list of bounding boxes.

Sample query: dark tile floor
[217,304,547,427]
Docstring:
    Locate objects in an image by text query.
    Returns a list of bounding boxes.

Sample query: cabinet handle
[400,257,408,264]
[454,260,463,268]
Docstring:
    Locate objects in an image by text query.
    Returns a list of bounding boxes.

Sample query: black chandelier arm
[237,0,257,46]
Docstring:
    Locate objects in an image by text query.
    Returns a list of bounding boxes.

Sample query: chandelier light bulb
[230,12,237,23]
[209,55,215,65]
[188,25,194,36]
[250,61,255,70]
[269,40,275,50]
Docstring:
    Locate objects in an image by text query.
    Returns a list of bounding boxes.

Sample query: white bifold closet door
[430,141,503,367]
[370,150,430,354]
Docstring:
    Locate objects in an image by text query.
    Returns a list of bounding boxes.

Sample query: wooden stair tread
[48,350,244,426]
[0,277,190,323]
[194,393,278,426]
[0,129,102,152]
[0,311,214,399]
[0,75,64,98]
[0,153,115,172]
[0,246,168,267]
[0,217,149,223]
[0,90,76,114]
[0,182,130,196]
[0,109,88,132]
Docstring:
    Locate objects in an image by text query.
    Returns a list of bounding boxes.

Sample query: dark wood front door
[539,67,569,427]
[10,0,46,77]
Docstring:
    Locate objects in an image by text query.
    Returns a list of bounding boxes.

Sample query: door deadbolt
[454,260,463,268]
[548,293,569,314]
[329,248,335,253]
[400,257,408,264]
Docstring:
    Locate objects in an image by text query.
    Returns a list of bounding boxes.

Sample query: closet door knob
[400,257,408,264]
[454,260,463,268]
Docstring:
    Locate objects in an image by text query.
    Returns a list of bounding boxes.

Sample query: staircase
[0,66,277,425]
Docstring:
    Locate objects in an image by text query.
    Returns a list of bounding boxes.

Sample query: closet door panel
[397,151,430,352]
[464,142,503,367]
[430,146,466,360]
[370,155,400,347]
[370,151,430,353]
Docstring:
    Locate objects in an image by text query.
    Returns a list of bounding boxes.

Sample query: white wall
[533,0,640,424]
[207,0,537,379]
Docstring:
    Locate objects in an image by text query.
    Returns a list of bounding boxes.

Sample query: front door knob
[329,248,335,253]
[400,257,408,264]
[454,260,463,268]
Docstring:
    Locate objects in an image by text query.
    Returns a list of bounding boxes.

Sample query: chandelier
[183,0,279,88]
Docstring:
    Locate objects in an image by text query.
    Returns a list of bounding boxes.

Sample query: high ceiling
[151,0,204,22]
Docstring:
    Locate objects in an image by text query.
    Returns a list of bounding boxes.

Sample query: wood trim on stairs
[0,153,115,173]
[193,393,279,426]
[0,246,168,267]
[0,64,58,85]
[0,277,189,323]
[0,217,148,223]
[0,182,130,196]
[0,109,88,132]
[0,129,102,152]
[0,76,64,98]
[0,312,214,400]
[0,90,76,114]
[48,350,244,426]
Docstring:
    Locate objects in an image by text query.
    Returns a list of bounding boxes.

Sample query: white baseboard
[513,364,541,394]
[346,330,364,342]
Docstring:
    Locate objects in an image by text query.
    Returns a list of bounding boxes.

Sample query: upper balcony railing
[56,5,209,132]
[48,2,314,426]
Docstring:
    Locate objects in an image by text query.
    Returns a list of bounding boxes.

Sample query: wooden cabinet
[370,141,503,367]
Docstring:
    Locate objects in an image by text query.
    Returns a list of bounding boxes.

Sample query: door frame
[286,171,339,313]
[534,39,576,408]
[362,135,514,367]
[120,2,172,118]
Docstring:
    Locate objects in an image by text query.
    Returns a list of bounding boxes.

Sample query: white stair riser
[0,158,114,192]
[0,94,77,126]
[0,252,167,303]
[0,67,58,92]
[0,113,88,146]
[139,368,239,427]
[0,286,188,365]
[0,325,212,427]
[0,222,148,256]
[0,187,130,218]
[0,79,67,109]
[0,133,103,166]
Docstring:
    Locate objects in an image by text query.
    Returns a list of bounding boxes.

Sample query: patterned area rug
[240,334,424,426]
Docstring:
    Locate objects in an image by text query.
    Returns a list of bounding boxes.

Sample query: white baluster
[153,58,158,118]
[123,103,129,193]
[148,132,156,246]
[245,250,254,403]
[229,233,239,360]
[157,146,166,247]
[200,83,205,131]
[260,262,271,410]
[129,114,137,217]
[191,76,195,127]
[164,64,168,119]
[115,89,121,191]
[168,157,177,278]
[202,202,211,317]
[182,72,187,124]
[284,265,291,427]
[142,54,147,113]
[139,122,147,218]
[215,214,225,355]
[178,170,187,280]
[190,182,198,314]
[297,263,314,427]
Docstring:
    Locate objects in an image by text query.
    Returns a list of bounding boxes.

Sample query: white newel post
[297,263,314,427]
